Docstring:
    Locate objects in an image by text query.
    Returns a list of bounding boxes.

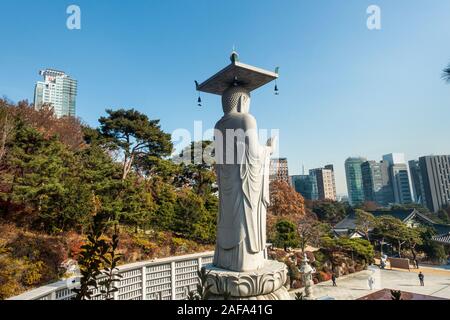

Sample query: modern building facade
[291,174,318,200]
[34,69,77,118]
[361,160,393,206]
[409,160,426,206]
[383,153,413,204]
[270,158,290,183]
[418,155,450,212]
[310,165,337,201]
[345,157,367,206]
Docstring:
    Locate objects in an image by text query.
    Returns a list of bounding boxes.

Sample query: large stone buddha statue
[196,53,291,300]
[213,85,276,272]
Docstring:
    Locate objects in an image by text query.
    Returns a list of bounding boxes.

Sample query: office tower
[382,153,406,166]
[409,160,426,206]
[310,165,337,201]
[345,157,367,206]
[270,158,290,183]
[291,175,318,200]
[361,160,393,206]
[34,69,77,118]
[418,155,450,212]
[382,153,413,204]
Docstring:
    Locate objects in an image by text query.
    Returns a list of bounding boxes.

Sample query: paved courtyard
[292,266,450,300]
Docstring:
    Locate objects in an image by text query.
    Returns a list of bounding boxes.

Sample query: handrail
[9,251,215,300]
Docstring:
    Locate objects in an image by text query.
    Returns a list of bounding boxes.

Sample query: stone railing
[9,251,214,301]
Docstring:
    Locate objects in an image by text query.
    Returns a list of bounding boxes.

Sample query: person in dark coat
[331,273,337,287]
[418,272,425,286]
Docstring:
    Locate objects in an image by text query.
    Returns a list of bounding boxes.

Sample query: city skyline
[1,0,450,195]
[300,151,450,197]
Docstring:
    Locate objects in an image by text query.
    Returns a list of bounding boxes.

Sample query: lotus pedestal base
[204,260,293,300]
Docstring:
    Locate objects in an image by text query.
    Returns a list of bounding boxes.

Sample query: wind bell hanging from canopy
[195,81,202,107]
[274,67,280,95]
[194,52,280,107]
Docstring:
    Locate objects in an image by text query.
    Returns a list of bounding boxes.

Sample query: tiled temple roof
[432,232,450,245]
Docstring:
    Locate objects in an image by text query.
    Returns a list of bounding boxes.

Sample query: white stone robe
[213,113,271,272]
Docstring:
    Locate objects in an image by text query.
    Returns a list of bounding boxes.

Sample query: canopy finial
[230,48,239,63]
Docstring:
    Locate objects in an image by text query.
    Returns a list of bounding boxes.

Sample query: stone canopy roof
[196,58,278,96]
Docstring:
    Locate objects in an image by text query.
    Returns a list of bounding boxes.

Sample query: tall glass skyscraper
[345,157,367,206]
[291,174,318,200]
[382,153,413,204]
[361,160,394,206]
[34,69,77,118]
[409,160,426,205]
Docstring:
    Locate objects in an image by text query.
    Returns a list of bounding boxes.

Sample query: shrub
[313,250,328,270]
[0,246,46,299]
[133,237,157,257]
[292,280,303,289]
[317,271,332,282]
[272,249,288,262]
[287,263,301,281]
[66,233,84,260]
[171,237,189,255]
[305,251,316,263]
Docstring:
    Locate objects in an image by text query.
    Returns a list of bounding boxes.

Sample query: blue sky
[1,0,450,195]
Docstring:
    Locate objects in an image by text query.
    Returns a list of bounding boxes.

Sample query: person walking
[368,275,375,290]
[418,272,425,286]
[331,273,337,287]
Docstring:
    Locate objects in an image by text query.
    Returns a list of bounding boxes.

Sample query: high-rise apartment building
[270,158,290,183]
[345,157,367,206]
[417,155,450,212]
[310,165,337,201]
[361,160,393,206]
[34,69,77,118]
[382,153,413,204]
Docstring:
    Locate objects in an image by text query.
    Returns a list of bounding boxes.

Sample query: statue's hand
[266,136,278,154]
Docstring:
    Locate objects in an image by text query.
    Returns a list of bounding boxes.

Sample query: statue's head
[221,86,251,115]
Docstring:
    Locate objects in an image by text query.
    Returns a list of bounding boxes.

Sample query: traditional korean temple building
[333,208,450,246]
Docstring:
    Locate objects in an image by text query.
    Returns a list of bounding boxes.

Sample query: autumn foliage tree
[8,100,84,150]
[269,180,305,218]
[267,180,306,244]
